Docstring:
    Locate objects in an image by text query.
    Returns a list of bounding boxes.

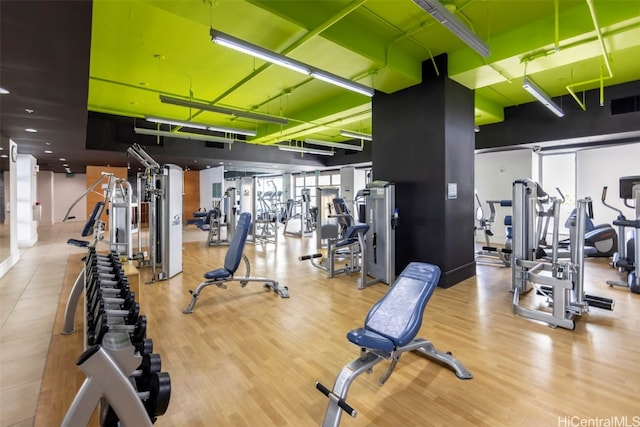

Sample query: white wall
[199,166,224,210]
[577,142,640,226]
[37,170,54,225]
[475,149,534,242]
[54,173,88,223]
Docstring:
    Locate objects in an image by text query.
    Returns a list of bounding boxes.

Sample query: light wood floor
[11,225,640,426]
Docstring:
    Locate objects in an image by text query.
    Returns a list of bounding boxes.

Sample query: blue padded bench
[317,262,472,427]
[183,212,288,314]
[67,201,105,248]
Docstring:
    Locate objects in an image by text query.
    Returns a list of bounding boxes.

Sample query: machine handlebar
[315,382,357,418]
[299,254,323,261]
[601,186,625,219]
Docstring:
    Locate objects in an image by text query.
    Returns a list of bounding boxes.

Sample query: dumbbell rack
[61,248,171,426]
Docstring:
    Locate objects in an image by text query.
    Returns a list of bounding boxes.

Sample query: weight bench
[67,201,106,248]
[316,262,472,427]
[183,212,289,314]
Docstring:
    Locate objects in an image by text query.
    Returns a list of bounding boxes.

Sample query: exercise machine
[128,144,183,281]
[603,176,640,293]
[254,180,280,244]
[316,262,472,427]
[315,186,340,248]
[183,212,289,314]
[300,198,370,284]
[511,179,614,329]
[63,173,141,260]
[474,193,512,267]
[282,188,315,238]
[207,187,237,246]
[362,181,397,287]
[557,209,618,257]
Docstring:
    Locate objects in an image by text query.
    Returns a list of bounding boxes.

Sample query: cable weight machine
[127,144,183,282]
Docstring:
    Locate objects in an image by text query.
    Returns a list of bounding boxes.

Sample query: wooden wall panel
[183,170,200,223]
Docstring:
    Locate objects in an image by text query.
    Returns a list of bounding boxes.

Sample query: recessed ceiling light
[219,161,224,164]
[59,158,66,161]
[0,147,3,150]
[0,87,9,95]
[63,163,69,167]
[25,108,34,114]
[25,128,38,133]
[206,165,211,168]
[44,150,53,154]
[0,154,8,158]
[45,141,51,145]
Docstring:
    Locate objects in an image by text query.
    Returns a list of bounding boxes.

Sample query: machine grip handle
[587,200,594,219]
[315,382,357,418]
[602,186,608,202]
[299,253,322,261]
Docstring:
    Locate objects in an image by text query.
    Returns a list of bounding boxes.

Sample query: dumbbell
[133,352,162,391]
[87,286,135,321]
[88,313,147,346]
[87,300,140,330]
[100,371,171,425]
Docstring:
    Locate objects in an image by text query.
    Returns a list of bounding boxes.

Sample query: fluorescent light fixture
[305,138,363,151]
[278,145,335,156]
[211,29,310,75]
[339,130,372,141]
[134,127,234,144]
[0,87,9,95]
[146,116,207,130]
[159,95,288,125]
[25,128,38,133]
[146,116,256,136]
[207,125,256,137]
[210,28,374,97]
[412,0,490,58]
[522,76,565,117]
[310,72,374,97]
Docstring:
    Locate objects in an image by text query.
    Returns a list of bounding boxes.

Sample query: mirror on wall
[0,136,10,264]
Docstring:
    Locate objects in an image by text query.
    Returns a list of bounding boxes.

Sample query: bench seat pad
[347,262,440,351]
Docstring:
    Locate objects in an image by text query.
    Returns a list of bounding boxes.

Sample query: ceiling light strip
[145,116,256,136]
[522,77,565,117]
[134,127,234,144]
[412,0,490,58]
[339,130,372,141]
[159,95,288,125]
[304,138,363,151]
[277,145,335,156]
[210,29,374,97]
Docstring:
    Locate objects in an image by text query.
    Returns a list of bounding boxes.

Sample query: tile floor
[0,223,83,427]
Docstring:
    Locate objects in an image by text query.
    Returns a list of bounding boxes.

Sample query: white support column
[16,154,38,247]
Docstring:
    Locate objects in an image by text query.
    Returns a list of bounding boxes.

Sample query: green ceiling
[88,0,640,144]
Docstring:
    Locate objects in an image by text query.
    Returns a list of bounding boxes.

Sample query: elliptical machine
[602,176,640,294]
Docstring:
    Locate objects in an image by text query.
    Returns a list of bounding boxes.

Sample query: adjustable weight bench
[316,262,472,427]
[183,212,289,314]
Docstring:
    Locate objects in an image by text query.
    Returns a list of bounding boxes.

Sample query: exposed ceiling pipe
[565,0,613,110]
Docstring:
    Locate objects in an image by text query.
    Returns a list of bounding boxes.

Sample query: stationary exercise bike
[602,177,640,294]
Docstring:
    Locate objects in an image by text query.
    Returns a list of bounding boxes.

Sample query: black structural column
[372,55,475,288]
